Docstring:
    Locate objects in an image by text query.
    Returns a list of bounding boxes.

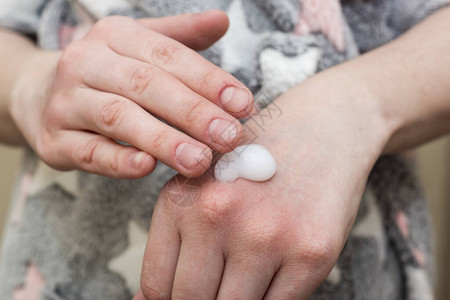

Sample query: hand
[137,73,392,299]
[9,11,254,178]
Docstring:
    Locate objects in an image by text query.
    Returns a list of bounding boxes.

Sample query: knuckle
[80,139,101,165]
[150,42,180,65]
[182,97,203,125]
[161,175,205,208]
[294,239,336,267]
[109,149,121,173]
[199,68,220,91]
[92,18,111,34]
[146,129,166,154]
[57,43,84,78]
[141,278,170,300]
[161,176,179,196]
[99,99,128,129]
[127,65,155,96]
[92,16,131,37]
[198,193,235,226]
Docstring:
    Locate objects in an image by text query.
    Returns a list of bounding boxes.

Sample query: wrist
[336,9,450,153]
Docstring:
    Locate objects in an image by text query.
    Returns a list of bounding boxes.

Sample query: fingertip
[220,86,255,119]
[202,9,230,30]
[234,100,255,119]
[176,144,213,178]
[237,87,256,119]
[207,117,245,154]
[226,120,244,151]
[191,10,230,50]
[128,151,157,178]
[244,96,256,117]
[130,151,155,170]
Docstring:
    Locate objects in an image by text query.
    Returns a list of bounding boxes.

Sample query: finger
[216,254,277,300]
[131,290,146,300]
[79,48,242,152]
[50,130,156,179]
[68,89,213,177]
[263,264,323,300]
[88,16,254,118]
[140,199,181,299]
[171,237,224,299]
[138,10,229,51]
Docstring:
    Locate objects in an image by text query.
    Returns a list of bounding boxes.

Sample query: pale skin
[1,11,254,178]
[1,6,450,300]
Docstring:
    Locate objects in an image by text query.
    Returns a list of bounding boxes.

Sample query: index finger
[87,16,254,119]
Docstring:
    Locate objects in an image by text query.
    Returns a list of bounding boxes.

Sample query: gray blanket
[0,0,448,299]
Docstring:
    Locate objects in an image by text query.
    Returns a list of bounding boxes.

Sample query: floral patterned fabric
[0,0,448,299]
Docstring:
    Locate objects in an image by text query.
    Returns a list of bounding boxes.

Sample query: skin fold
[0,6,449,300]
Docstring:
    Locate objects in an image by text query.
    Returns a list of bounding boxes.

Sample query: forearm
[0,28,38,145]
[328,6,450,153]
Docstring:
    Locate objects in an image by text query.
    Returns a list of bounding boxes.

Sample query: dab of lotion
[214,144,276,183]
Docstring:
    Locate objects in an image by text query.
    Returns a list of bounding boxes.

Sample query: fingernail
[130,151,149,169]
[220,87,251,113]
[208,119,239,146]
[175,143,206,169]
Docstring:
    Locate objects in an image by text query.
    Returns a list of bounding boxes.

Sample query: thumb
[131,290,146,300]
[138,10,229,51]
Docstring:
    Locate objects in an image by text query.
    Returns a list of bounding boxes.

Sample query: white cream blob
[214,144,276,183]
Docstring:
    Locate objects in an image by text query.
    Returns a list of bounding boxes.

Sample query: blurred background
[0,137,449,298]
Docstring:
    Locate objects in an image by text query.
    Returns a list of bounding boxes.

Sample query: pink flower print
[14,263,45,300]
[11,172,33,226]
[59,25,76,50]
[396,211,410,238]
[396,211,427,267]
[412,248,427,268]
[295,0,346,52]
